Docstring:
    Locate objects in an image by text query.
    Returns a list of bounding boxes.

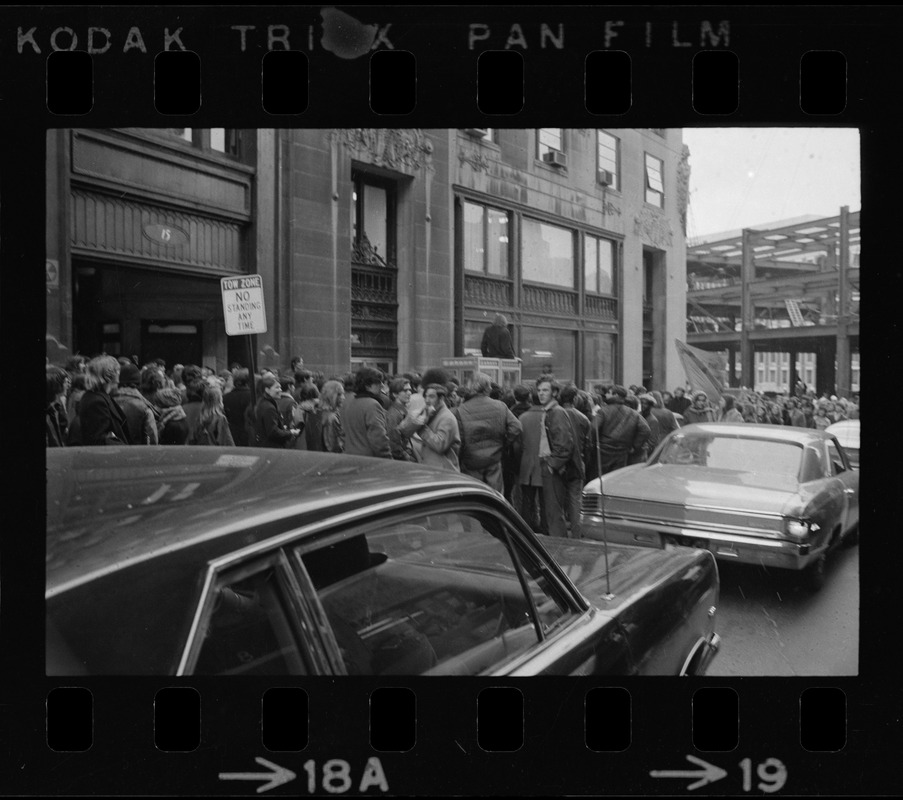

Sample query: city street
[708,542,859,676]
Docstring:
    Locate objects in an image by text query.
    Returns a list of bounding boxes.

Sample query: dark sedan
[48,447,720,676]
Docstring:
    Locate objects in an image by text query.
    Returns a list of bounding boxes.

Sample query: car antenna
[594,416,614,600]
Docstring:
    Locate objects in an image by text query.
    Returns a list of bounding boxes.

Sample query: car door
[827,437,858,535]
[286,503,593,676]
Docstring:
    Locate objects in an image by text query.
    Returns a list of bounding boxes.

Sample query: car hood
[539,536,711,613]
[595,463,803,516]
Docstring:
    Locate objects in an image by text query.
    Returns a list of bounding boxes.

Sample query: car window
[826,441,847,475]
[293,511,571,676]
[657,434,802,481]
[193,564,309,676]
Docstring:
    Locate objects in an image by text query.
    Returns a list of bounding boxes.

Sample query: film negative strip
[1,3,899,796]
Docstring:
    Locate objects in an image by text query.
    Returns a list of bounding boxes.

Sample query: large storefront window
[463,201,509,277]
[522,219,575,288]
[520,327,576,383]
[584,333,617,386]
[584,236,615,296]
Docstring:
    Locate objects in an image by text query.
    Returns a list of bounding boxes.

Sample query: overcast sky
[681,127,860,241]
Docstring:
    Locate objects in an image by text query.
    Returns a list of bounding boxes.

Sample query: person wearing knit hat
[682,390,715,424]
[114,361,159,445]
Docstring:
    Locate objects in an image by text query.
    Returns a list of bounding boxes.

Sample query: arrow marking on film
[219,757,296,793]
[650,754,727,791]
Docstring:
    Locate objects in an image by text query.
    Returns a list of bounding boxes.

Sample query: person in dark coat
[342,367,392,459]
[155,387,190,444]
[78,355,132,446]
[480,313,516,359]
[650,391,680,441]
[559,384,590,538]
[637,394,662,461]
[190,384,235,446]
[536,377,576,538]
[307,380,346,453]
[386,377,416,461]
[668,387,692,416]
[591,385,651,475]
[46,365,71,447]
[254,374,301,448]
[223,368,253,446]
[113,362,159,445]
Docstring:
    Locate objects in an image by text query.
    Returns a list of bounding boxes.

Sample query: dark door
[141,321,203,369]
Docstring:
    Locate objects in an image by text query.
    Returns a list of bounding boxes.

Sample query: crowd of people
[46,353,861,540]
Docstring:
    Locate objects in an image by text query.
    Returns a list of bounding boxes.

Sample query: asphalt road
[706,541,859,676]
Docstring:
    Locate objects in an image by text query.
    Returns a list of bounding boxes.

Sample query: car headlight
[785,519,818,539]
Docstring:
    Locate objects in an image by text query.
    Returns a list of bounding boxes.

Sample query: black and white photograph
[45,126,859,678]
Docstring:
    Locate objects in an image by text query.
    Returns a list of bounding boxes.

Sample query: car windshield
[655,433,803,482]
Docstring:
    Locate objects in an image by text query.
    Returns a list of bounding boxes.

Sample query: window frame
[352,172,398,267]
[596,130,620,190]
[521,216,577,289]
[644,152,665,208]
[584,233,618,297]
[182,549,323,676]
[288,501,581,675]
[536,128,565,159]
[462,199,511,278]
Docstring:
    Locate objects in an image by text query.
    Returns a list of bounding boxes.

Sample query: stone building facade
[46,127,688,390]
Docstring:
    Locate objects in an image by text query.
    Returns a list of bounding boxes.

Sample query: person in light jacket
[718,394,745,423]
[398,382,460,471]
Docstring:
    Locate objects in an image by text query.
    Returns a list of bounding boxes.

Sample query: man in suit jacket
[517,390,546,533]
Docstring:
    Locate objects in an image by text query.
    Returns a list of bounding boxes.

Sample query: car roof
[826,419,860,447]
[673,422,833,445]
[47,446,489,596]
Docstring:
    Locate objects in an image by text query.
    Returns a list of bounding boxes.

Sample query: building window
[584,235,616,296]
[584,332,616,386]
[463,200,510,277]
[174,128,193,142]
[210,129,241,157]
[522,218,575,288]
[521,326,576,383]
[352,175,395,266]
[596,131,620,190]
[537,128,564,158]
[644,153,664,208]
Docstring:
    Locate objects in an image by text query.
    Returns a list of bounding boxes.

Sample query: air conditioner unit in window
[542,149,568,168]
[598,169,614,186]
[463,128,490,138]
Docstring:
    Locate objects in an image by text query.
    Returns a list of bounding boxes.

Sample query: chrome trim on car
[679,633,721,676]
[584,513,794,544]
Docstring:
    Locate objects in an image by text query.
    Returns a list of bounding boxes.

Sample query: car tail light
[785,519,817,539]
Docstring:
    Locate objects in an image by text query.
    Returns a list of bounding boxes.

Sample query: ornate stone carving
[331,129,434,173]
[522,284,578,315]
[634,207,674,249]
[585,294,619,320]
[458,150,492,173]
[464,274,512,307]
[677,143,691,234]
[352,232,389,267]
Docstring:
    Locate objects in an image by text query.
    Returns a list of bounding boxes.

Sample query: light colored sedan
[581,424,859,591]
[826,419,860,469]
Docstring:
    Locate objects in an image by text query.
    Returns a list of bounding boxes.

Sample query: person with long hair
[190,384,235,446]
[46,365,71,447]
[307,379,346,453]
[78,355,132,446]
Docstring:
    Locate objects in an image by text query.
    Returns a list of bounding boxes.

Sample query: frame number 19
[740,758,788,793]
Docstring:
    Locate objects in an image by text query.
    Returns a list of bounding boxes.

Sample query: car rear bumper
[581,514,822,571]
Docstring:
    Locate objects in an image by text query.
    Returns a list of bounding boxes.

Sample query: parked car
[826,419,860,469]
[581,424,859,591]
[47,446,720,676]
